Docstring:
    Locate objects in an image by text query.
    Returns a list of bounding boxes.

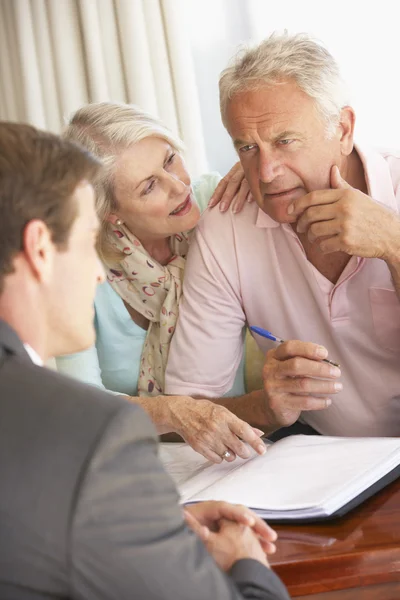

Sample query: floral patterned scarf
[106,223,190,396]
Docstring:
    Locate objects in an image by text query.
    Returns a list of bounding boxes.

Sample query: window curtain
[0,0,208,176]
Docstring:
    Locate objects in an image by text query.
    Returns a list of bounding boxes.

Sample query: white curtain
[0,0,208,176]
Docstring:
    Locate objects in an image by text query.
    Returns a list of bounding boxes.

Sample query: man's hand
[208,161,253,213]
[288,165,400,260]
[186,516,271,571]
[167,396,266,463]
[262,340,342,430]
[184,501,277,559]
[184,501,277,544]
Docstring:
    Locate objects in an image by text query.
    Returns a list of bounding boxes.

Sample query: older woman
[56,102,265,463]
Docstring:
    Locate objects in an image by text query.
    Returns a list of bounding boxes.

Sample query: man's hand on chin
[289,165,400,260]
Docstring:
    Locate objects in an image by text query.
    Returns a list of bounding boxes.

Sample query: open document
[160,435,400,522]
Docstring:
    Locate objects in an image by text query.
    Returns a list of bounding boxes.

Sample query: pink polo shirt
[165,146,400,437]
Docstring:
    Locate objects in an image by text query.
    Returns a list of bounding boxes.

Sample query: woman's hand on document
[184,502,275,570]
[167,396,266,463]
[262,340,342,429]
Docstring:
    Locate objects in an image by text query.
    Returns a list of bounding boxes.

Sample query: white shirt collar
[24,344,43,366]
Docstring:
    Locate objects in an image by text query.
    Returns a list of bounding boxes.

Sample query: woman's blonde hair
[63,102,184,265]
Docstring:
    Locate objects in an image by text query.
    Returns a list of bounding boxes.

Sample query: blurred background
[1,0,399,177]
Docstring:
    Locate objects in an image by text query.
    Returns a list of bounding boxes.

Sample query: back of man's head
[219,31,350,136]
[0,122,101,294]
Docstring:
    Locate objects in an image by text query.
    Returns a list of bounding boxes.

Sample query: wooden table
[269,478,400,598]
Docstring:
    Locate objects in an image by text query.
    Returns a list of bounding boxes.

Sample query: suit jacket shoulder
[0,342,157,598]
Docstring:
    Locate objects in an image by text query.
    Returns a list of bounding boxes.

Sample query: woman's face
[108,137,200,241]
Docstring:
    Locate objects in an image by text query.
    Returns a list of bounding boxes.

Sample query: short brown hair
[0,122,103,292]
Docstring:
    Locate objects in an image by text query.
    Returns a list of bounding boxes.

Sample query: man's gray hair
[219,32,350,135]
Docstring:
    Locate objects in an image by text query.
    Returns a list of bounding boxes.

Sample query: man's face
[47,182,104,356]
[226,80,346,223]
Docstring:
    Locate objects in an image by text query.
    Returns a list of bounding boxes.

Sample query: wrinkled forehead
[113,137,173,191]
[226,82,320,139]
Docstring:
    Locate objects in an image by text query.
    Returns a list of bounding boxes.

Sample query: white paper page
[159,442,268,502]
[236,436,400,511]
[161,436,400,514]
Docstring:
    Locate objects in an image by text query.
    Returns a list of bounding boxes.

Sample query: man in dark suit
[0,122,290,600]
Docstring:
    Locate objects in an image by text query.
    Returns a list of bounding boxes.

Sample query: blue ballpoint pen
[250,326,340,368]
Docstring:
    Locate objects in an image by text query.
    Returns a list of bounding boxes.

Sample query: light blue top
[56,173,246,397]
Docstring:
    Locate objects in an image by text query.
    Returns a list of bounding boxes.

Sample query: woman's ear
[106,213,121,225]
[338,106,356,157]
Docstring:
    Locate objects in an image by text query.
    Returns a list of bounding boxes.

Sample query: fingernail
[219,202,227,212]
[233,205,239,214]
[245,515,255,526]
[334,382,343,392]
[287,203,294,214]
[330,367,341,377]
[316,346,328,359]
[247,195,253,202]
[242,447,251,459]
[257,443,266,455]
[326,398,332,407]
[254,428,265,437]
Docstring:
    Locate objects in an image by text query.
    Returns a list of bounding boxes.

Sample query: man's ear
[338,106,356,157]
[22,220,55,284]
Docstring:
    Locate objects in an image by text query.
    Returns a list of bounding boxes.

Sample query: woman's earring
[116,219,123,226]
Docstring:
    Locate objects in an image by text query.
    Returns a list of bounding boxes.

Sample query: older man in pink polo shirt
[165,32,400,454]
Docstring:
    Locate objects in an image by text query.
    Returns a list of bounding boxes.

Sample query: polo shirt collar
[255,210,280,228]
[255,143,398,228]
[357,145,398,211]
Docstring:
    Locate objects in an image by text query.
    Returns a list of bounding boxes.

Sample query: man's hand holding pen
[261,339,342,430]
